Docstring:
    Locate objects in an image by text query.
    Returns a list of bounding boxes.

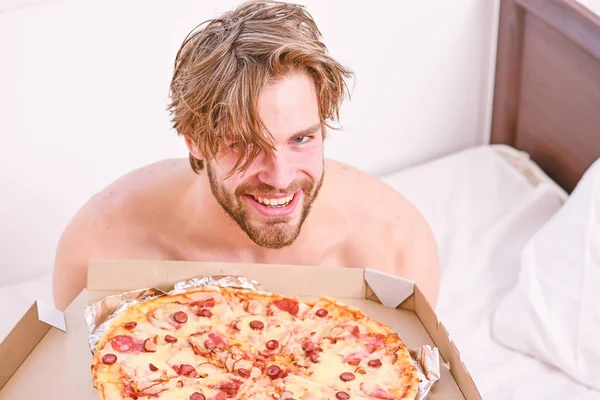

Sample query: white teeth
[253,194,294,207]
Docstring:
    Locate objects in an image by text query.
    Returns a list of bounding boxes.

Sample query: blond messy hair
[168,0,353,175]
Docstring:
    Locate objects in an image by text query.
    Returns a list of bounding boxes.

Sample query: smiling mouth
[250,193,295,208]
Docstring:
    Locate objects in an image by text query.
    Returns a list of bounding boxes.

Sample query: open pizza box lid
[0,259,482,399]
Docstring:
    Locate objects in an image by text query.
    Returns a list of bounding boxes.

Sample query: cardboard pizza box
[0,259,482,399]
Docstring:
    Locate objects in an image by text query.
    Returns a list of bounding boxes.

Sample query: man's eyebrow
[288,123,322,139]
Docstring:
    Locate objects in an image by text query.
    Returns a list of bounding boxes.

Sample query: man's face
[206,71,325,249]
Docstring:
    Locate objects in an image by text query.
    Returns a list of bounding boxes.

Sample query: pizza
[91,286,420,400]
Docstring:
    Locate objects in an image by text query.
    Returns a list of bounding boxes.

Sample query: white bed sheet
[381,145,600,399]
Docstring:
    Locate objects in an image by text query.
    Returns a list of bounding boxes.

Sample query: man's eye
[293,136,312,144]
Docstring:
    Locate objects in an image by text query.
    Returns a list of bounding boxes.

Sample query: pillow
[491,157,600,390]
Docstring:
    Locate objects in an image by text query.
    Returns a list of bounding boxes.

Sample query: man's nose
[257,151,295,190]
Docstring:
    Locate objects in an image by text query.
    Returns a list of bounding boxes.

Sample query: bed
[383,144,598,399]
[2,0,600,398]
[380,0,600,397]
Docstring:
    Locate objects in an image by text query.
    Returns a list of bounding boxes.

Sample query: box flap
[0,302,51,390]
[36,300,66,332]
[87,259,366,304]
[364,268,414,308]
[0,291,93,400]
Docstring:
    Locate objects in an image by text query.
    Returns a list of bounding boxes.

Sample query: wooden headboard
[491,0,600,193]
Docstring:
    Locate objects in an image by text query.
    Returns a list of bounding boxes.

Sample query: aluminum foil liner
[85,287,167,354]
[84,275,263,353]
[171,275,264,294]
[410,345,442,399]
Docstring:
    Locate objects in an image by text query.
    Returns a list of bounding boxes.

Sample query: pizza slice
[289,297,419,399]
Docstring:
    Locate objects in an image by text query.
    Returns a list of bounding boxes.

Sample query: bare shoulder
[323,159,440,308]
[322,159,420,219]
[52,158,191,310]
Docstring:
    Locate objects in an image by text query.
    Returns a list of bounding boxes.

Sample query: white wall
[577,0,600,15]
[0,0,499,285]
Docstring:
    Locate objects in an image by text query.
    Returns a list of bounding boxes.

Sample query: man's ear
[184,136,204,161]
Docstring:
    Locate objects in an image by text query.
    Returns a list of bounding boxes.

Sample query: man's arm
[52,208,99,311]
[395,212,440,309]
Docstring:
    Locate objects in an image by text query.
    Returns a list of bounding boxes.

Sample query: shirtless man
[52,0,440,311]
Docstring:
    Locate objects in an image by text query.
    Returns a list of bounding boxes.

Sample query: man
[52,0,439,311]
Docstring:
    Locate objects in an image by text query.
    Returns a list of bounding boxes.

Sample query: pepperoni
[200,309,212,318]
[207,333,228,349]
[190,297,215,308]
[309,351,320,363]
[266,340,279,350]
[336,392,350,400]
[165,335,178,343]
[316,308,328,317]
[301,341,314,352]
[173,311,188,324]
[213,393,227,400]
[237,368,250,378]
[149,363,158,372]
[249,320,264,330]
[205,340,216,350]
[191,298,215,308]
[266,364,281,378]
[368,359,382,368]
[179,364,198,378]
[343,353,362,366]
[102,353,117,364]
[203,298,215,308]
[216,380,243,397]
[361,333,386,353]
[124,322,137,330]
[144,338,157,352]
[363,386,394,399]
[340,372,355,382]
[272,298,299,316]
[190,393,206,400]
[111,336,136,353]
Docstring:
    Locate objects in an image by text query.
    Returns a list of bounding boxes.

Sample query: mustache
[235,180,312,197]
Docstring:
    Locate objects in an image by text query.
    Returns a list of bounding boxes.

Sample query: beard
[207,163,324,249]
